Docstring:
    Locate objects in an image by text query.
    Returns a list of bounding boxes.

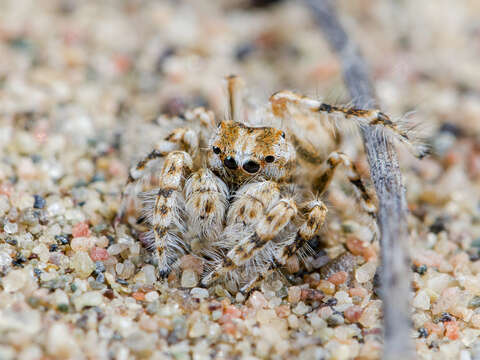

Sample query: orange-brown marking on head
[207,121,296,186]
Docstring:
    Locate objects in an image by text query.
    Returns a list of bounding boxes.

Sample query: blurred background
[1,0,480,178]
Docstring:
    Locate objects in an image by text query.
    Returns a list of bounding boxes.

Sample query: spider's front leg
[270,90,428,159]
[240,199,328,293]
[201,181,297,286]
[279,199,328,263]
[115,126,200,226]
[314,151,376,217]
[143,151,193,276]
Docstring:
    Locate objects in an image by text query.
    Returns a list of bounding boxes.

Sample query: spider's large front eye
[243,160,260,174]
[265,155,275,163]
[213,146,221,154]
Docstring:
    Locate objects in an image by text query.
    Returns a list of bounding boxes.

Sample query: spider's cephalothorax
[117,75,426,291]
[207,121,295,187]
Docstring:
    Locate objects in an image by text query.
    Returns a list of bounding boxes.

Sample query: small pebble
[2,269,27,292]
[328,271,348,285]
[344,306,363,323]
[189,321,207,338]
[355,262,377,283]
[275,305,290,318]
[181,269,198,288]
[132,292,146,301]
[72,222,90,238]
[0,252,13,267]
[90,247,109,261]
[413,290,431,310]
[293,301,310,315]
[439,312,454,322]
[288,314,299,329]
[413,264,428,275]
[55,234,70,245]
[317,280,335,295]
[74,292,103,311]
[145,291,159,302]
[288,286,301,303]
[468,296,480,308]
[301,289,324,302]
[57,304,69,313]
[180,255,204,274]
[211,310,222,321]
[444,320,459,340]
[71,237,95,252]
[4,221,18,234]
[33,195,46,209]
[190,287,209,299]
[71,251,95,279]
[94,261,106,273]
[247,291,267,308]
[325,297,338,307]
[95,273,105,283]
[418,327,429,338]
[326,313,344,327]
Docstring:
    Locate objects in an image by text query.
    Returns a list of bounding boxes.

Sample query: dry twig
[303,0,415,359]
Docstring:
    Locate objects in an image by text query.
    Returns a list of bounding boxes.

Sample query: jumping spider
[117,76,426,292]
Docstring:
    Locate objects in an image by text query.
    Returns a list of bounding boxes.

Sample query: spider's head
[207,121,296,185]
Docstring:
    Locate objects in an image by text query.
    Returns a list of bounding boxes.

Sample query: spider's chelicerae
[117,76,426,292]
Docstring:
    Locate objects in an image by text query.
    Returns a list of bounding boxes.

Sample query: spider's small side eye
[281,132,285,139]
[213,146,221,154]
[265,155,275,163]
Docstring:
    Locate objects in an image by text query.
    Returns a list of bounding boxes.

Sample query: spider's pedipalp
[313,151,376,217]
[201,180,280,286]
[280,199,328,262]
[239,199,328,293]
[184,169,229,246]
[226,180,280,226]
[202,195,297,287]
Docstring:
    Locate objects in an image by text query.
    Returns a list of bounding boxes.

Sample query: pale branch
[303,0,415,359]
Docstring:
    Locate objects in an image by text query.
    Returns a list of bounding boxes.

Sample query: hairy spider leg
[202,180,296,286]
[226,74,245,123]
[313,151,376,216]
[147,151,193,276]
[116,126,201,225]
[270,90,428,158]
[240,199,328,293]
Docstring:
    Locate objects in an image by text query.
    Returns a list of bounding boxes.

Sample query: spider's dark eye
[265,155,275,163]
[243,160,260,174]
[213,146,221,154]
[281,132,285,139]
